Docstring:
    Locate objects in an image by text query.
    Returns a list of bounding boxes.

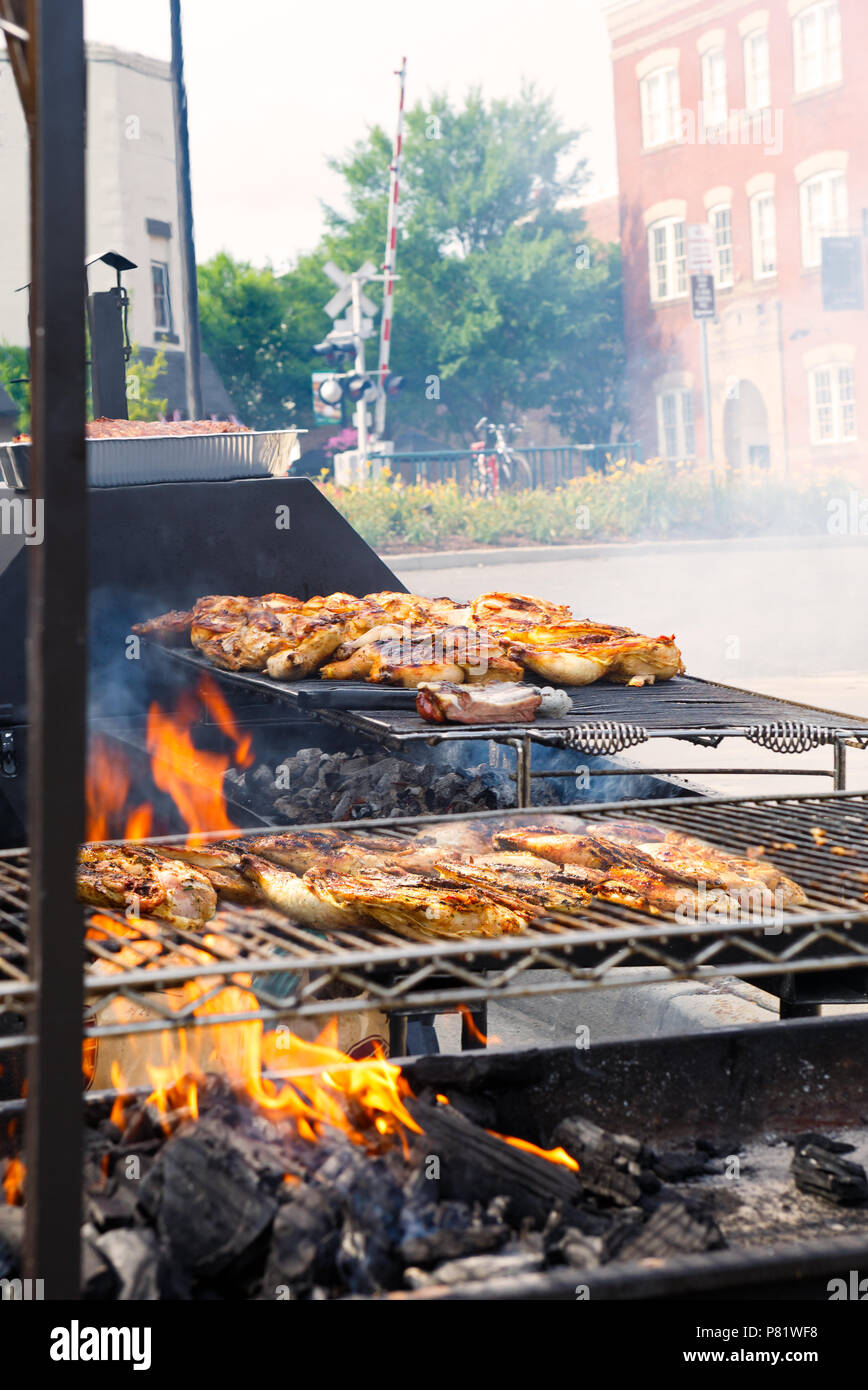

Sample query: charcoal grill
[3,789,868,1082]
[153,647,868,798]
[394,1013,868,1300]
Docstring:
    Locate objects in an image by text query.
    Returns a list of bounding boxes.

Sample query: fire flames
[0,672,587,1213]
[85,674,252,844]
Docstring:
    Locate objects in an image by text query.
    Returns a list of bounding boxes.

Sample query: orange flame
[85,675,251,846]
[146,677,252,845]
[85,736,152,843]
[486,1130,580,1173]
[2,1156,25,1205]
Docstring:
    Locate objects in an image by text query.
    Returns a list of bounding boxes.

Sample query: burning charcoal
[399,1196,509,1268]
[349,802,376,820]
[404,1250,543,1289]
[95,1228,161,1301]
[408,1099,582,1228]
[552,1116,657,1206]
[794,1131,856,1155]
[544,1224,605,1270]
[315,1145,405,1294]
[607,1195,724,1260]
[0,1206,23,1278]
[262,1185,342,1298]
[791,1137,868,1206]
[81,1231,120,1300]
[87,1183,140,1233]
[138,1118,278,1281]
[652,1149,711,1183]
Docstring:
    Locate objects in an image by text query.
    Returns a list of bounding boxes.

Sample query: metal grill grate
[2,791,868,1040]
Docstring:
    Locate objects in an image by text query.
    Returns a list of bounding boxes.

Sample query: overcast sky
[84,0,618,271]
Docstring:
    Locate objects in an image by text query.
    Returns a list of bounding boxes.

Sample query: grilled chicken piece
[407,820,502,862]
[434,853,595,912]
[603,634,684,686]
[653,831,807,906]
[416,681,541,724]
[76,846,217,928]
[150,843,262,905]
[131,608,194,646]
[244,828,417,875]
[239,854,367,930]
[506,642,613,686]
[470,592,573,626]
[306,868,533,941]
[322,631,465,687]
[265,619,347,680]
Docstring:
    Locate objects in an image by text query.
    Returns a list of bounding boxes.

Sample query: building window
[648,218,687,302]
[640,66,680,148]
[151,261,172,332]
[793,1,842,94]
[810,363,856,443]
[750,193,777,278]
[799,169,848,267]
[743,29,771,109]
[701,48,727,129]
[709,205,733,288]
[657,389,695,460]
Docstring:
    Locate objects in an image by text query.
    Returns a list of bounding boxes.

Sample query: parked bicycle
[471,418,534,495]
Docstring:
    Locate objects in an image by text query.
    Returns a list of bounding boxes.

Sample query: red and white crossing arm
[374,56,407,439]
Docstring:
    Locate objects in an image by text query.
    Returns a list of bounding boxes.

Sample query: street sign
[821,236,864,312]
[687,223,715,276]
[322,260,377,319]
[691,272,716,320]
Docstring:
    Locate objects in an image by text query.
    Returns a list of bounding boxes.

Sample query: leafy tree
[124,346,169,421]
[0,342,30,433]
[196,89,625,444]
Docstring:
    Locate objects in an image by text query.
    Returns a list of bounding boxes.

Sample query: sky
[84,0,618,272]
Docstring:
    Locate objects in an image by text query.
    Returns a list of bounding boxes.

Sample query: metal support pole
[700,318,713,463]
[170,0,203,420]
[351,274,368,469]
[833,739,847,791]
[23,0,87,1298]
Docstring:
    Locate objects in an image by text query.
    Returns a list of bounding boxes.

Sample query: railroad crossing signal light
[383,372,403,397]
[317,376,344,406]
[345,373,378,403]
[312,339,355,369]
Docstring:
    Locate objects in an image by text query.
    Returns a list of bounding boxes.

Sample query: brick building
[604,0,868,472]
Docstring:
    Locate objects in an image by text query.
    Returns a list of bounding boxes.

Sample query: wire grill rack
[2,790,868,1044]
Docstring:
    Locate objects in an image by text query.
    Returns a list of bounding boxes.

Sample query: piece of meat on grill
[265,619,348,680]
[76,846,217,928]
[434,853,596,912]
[239,854,369,931]
[321,631,466,687]
[416,681,541,724]
[243,828,419,876]
[470,592,573,626]
[131,608,194,646]
[305,868,533,942]
[150,843,262,905]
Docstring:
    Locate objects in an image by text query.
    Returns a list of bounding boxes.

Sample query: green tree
[0,342,30,433]
[123,346,168,421]
[321,87,626,442]
[196,89,625,444]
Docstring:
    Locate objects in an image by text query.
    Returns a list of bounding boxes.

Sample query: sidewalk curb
[387,532,866,571]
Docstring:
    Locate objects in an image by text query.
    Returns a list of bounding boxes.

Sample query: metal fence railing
[386,441,643,488]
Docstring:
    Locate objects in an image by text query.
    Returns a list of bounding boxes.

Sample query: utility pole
[170,0,203,419]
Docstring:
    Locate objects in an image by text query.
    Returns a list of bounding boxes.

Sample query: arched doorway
[723,380,770,469]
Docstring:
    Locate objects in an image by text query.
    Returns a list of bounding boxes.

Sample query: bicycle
[472,418,533,493]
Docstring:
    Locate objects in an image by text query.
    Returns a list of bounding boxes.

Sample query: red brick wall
[609,0,868,472]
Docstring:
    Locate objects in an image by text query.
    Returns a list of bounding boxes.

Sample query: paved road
[393,535,868,797]
[393,535,868,682]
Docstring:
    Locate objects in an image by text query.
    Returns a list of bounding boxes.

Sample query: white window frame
[809,362,856,443]
[151,260,173,332]
[708,204,734,288]
[701,47,728,129]
[793,1,842,95]
[749,192,777,278]
[640,66,680,149]
[648,217,688,303]
[656,389,695,460]
[743,28,771,109]
[799,169,848,268]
